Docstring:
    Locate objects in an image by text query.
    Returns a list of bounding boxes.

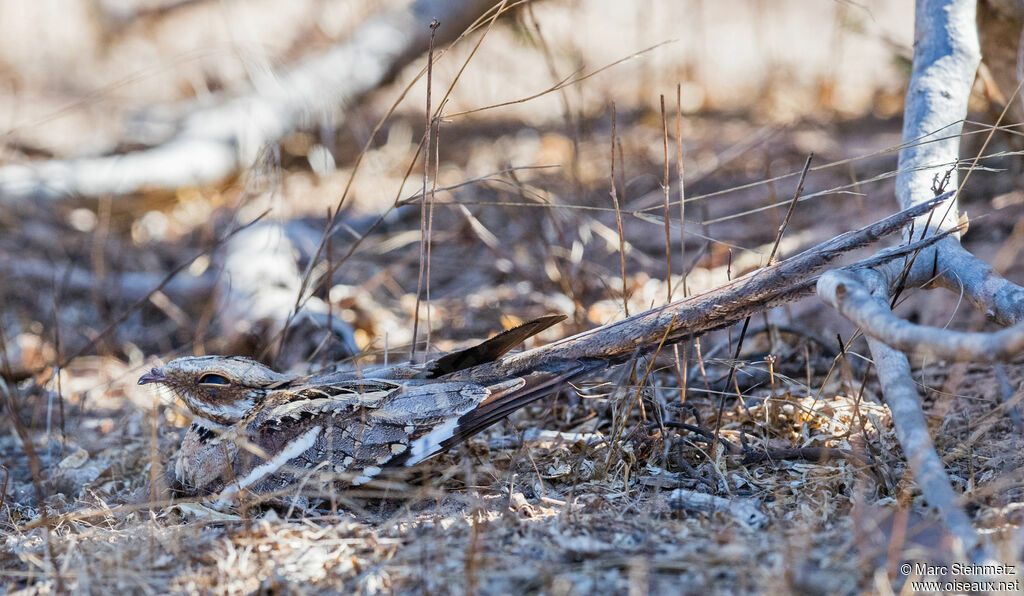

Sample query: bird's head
[138,356,291,426]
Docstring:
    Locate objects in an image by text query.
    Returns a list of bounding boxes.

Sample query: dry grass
[4,1,1024,594]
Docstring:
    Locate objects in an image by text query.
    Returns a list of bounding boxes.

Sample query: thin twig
[446,41,674,118]
[609,103,629,316]
[655,421,741,454]
[676,85,687,299]
[411,19,441,362]
[767,153,813,265]
[660,94,673,301]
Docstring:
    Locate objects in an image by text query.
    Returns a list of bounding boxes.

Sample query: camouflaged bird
[137,203,936,504]
[138,315,597,501]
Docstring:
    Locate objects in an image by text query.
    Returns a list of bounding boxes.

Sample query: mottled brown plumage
[139,203,938,504]
[139,315,575,500]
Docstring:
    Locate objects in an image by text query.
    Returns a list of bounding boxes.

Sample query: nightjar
[139,315,587,502]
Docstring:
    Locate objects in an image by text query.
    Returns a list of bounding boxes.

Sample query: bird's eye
[198,373,231,386]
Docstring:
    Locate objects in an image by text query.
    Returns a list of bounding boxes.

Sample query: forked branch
[816,0,1024,558]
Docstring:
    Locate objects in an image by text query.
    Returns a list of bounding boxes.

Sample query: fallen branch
[3,258,213,302]
[739,446,872,467]
[0,0,496,205]
[446,197,948,387]
[655,421,740,454]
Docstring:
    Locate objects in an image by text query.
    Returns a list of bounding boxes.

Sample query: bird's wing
[238,377,494,486]
[249,379,400,424]
[424,314,566,377]
[392,358,602,468]
[231,345,588,488]
[235,379,401,485]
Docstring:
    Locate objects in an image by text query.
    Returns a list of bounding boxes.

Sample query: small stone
[58,447,89,470]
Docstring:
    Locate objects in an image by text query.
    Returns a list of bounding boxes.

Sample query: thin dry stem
[609,102,629,317]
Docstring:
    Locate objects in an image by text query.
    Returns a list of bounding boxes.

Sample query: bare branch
[814,0,1013,558]
[896,0,979,226]
[819,269,1024,362]
[453,198,946,384]
[3,258,213,301]
[0,0,496,204]
[819,266,982,553]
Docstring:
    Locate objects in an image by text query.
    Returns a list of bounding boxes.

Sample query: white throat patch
[187,394,255,423]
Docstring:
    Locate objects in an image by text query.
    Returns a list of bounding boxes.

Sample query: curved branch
[819,269,1024,362]
[820,267,982,552]
[819,0,1000,559]
[931,238,1024,325]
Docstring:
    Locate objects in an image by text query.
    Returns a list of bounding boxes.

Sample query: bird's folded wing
[425,314,567,377]
[398,359,602,467]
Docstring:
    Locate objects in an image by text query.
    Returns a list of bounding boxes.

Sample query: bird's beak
[138,367,166,385]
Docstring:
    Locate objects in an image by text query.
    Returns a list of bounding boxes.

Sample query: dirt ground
[4,1,1024,594]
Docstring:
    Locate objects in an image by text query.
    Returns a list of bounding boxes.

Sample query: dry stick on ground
[441,197,949,387]
[0,0,497,205]
[739,446,873,467]
[2,258,215,302]
[815,0,1024,559]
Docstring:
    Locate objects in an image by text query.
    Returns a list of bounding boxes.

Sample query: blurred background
[0,0,926,369]
[4,1,1024,593]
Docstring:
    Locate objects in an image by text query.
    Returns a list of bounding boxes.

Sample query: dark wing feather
[426,314,566,378]
[393,358,603,467]
[446,359,602,445]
